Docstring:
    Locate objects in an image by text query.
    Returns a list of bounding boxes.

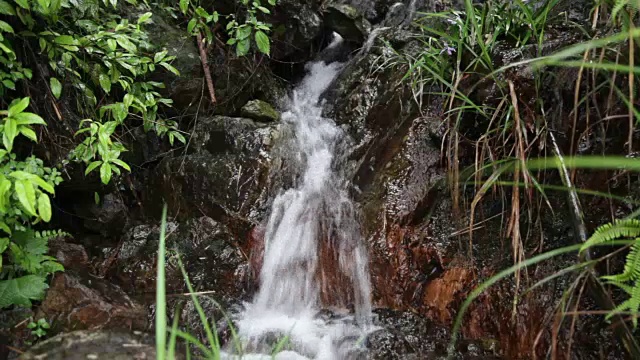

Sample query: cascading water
[231,34,374,359]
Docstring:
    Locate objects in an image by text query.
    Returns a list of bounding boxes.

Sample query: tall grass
[390,0,640,357]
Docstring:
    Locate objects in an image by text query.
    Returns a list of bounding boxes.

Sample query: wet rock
[147,13,202,112]
[111,217,245,304]
[146,116,280,229]
[73,193,129,237]
[241,100,281,123]
[48,237,89,271]
[20,330,157,360]
[38,271,147,332]
[270,0,323,60]
[324,3,372,43]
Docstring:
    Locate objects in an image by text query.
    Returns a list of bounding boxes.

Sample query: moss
[240,99,280,122]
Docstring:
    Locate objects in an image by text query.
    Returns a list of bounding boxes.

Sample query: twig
[196,31,216,105]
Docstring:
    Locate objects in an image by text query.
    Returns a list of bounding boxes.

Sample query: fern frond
[581,219,640,252]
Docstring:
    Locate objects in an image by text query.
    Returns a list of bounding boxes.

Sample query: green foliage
[0,98,64,309]
[178,0,276,57]
[27,317,50,340]
[1,0,187,186]
[582,219,640,328]
[0,229,66,308]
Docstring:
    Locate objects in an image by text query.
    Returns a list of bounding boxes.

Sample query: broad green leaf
[0,238,8,253]
[236,25,252,40]
[107,39,117,51]
[236,38,250,57]
[99,73,111,93]
[0,275,48,308]
[154,49,168,63]
[14,0,29,9]
[19,126,38,142]
[37,193,51,222]
[53,35,77,46]
[14,112,46,125]
[85,160,101,175]
[187,18,197,34]
[0,223,9,236]
[8,97,29,117]
[14,180,36,216]
[0,20,14,33]
[257,6,270,13]
[111,158,131,171]
[255,30,270,55]
[0,176,10,212]
[3,118,17,151]
[195,7,208,18]
[94,192,100,205]
[0,1,15,15]
[116,36,137,53]
[99,162,112,184]
[137,12,152,24]
[2,80,15,90]
[10,172,55,194]
[179,0,189,14]
[268,0,276,5]
[49,77,62,99]
[159,62,180,76]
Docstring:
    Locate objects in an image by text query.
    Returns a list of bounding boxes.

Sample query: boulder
[145,116,281,232]
[241,100,280,123]
[38,271,147,332]
[324,3,372,44]
[111,216,245,304]
[20,330,157,360]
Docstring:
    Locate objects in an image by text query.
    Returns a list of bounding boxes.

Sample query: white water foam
[228,34,374,359]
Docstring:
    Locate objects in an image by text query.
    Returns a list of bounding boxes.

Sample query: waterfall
[232,34,373,359]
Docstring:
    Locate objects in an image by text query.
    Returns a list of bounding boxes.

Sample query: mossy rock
[241,100,280,123]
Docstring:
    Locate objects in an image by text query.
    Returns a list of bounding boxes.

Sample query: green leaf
[255,30,270,56]
[236,25,252,40]
[14,112,46,125]
[154,49,168,63]
[0,237,8,253]
[116,36,137,53]
[195,7,208,18]
[187,18,197,34]
[0,1,15,15]
[99,162,112,184]
[236,38,250,57]
[179,0,189,14]
[159,62,180,76]
[0,20,14,33]
[0,275,48,308]
[53,35,78,46]
[19,127,38,142]
[37,193,51,222]
[0,176,10,213]
[111,158,131,172]
[2,80,15,90]
[3,118,17,151]
[85,161,102,175]
[14,0,29,9]
[94,192,100,205]
[268,0,276,5]
[49,77,62,99]
[257,6,270,13]
[14,180,36,216]
[8,97,30,117]
[99,73,111,93]
[137,12,152,24]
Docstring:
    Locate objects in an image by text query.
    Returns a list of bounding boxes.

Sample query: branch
[196,31,216,104]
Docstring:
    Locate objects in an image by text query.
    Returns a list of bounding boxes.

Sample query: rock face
[241,100,281,123]
[20,330,157,360]
[146,116,281,234]
[38,271,147,332]
[110,216,245,304]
